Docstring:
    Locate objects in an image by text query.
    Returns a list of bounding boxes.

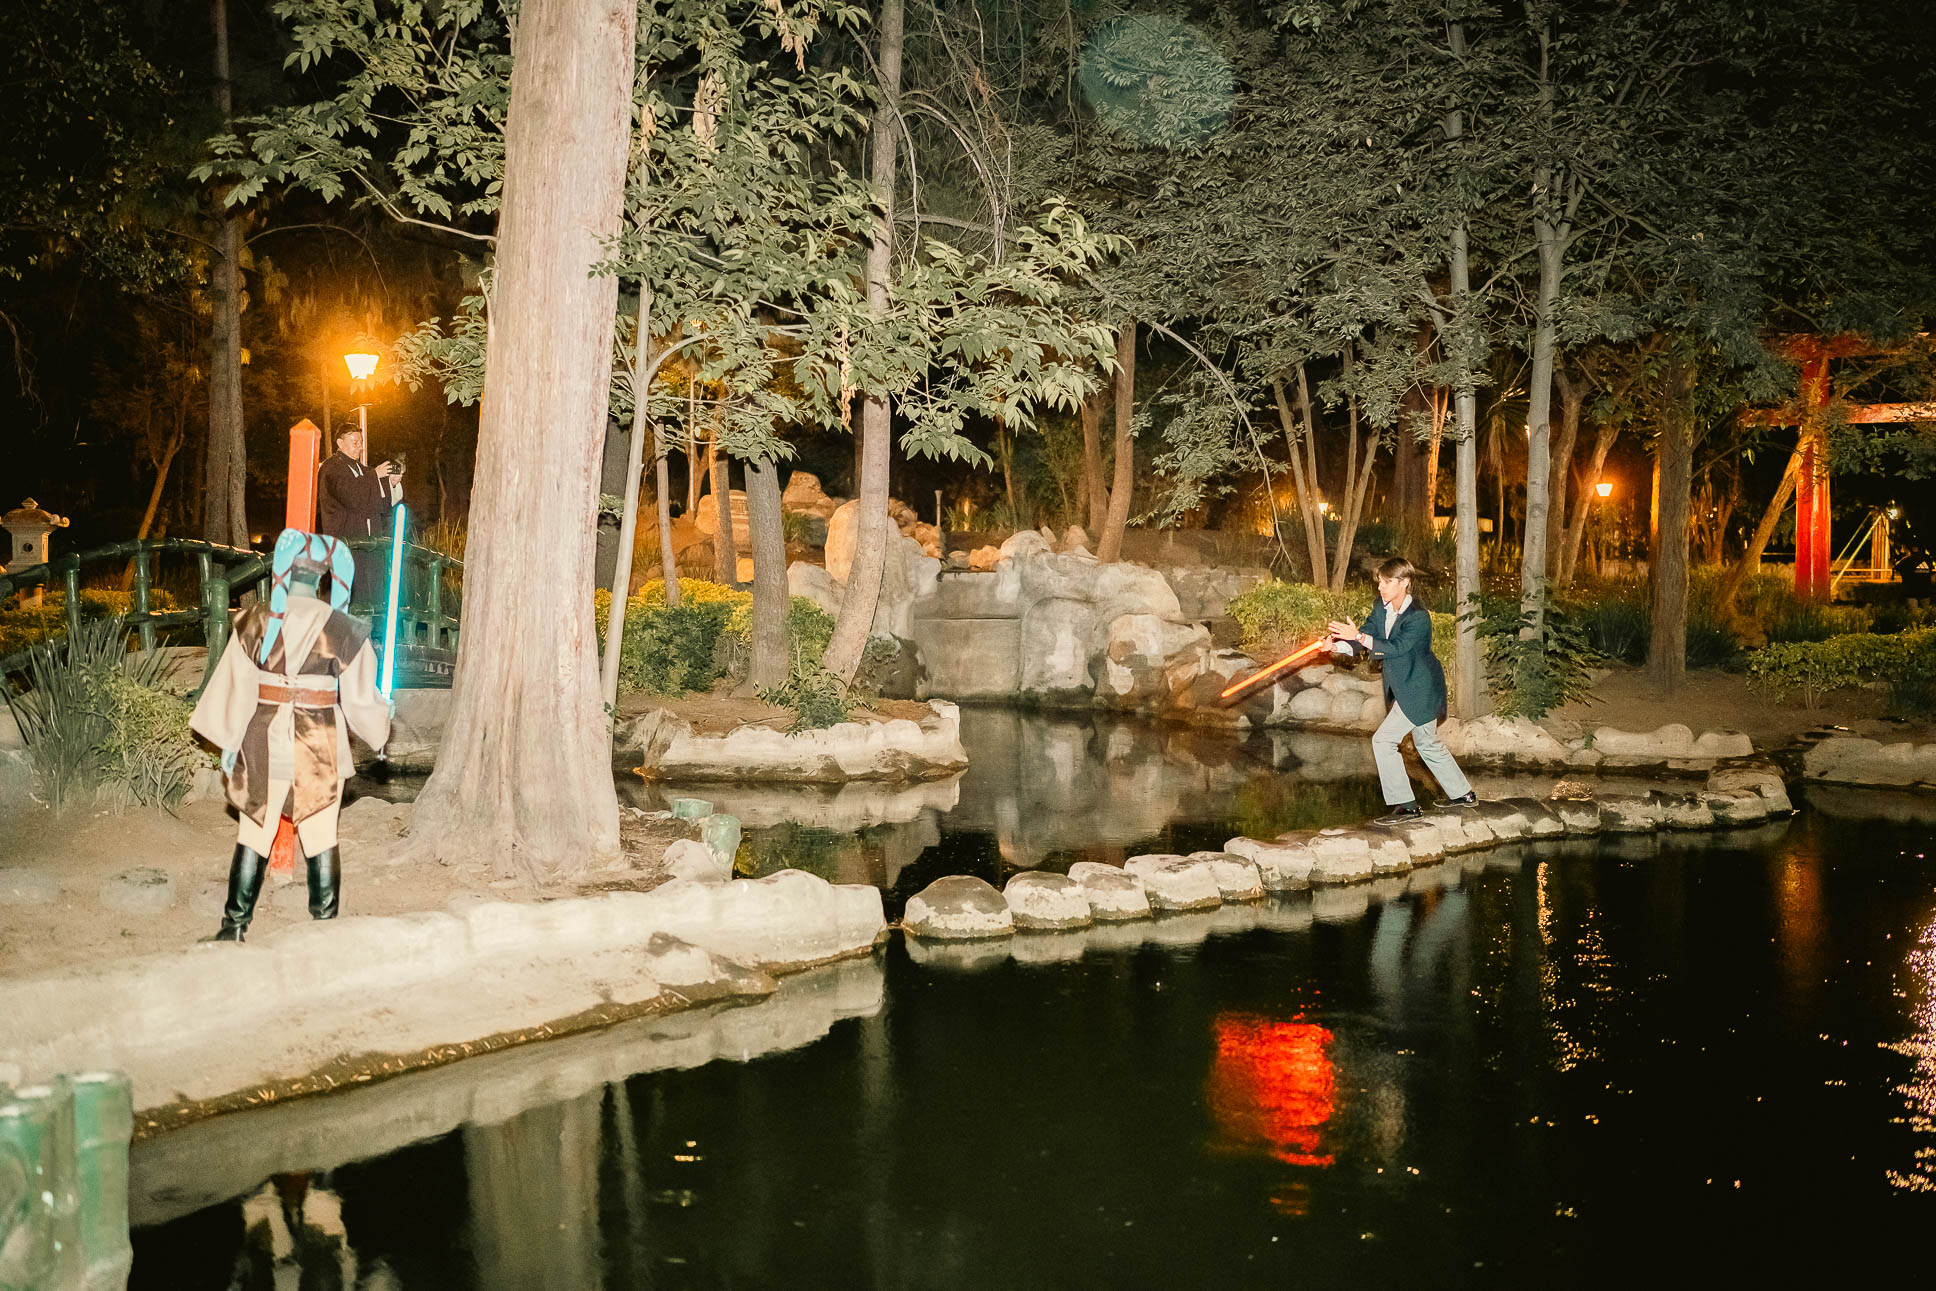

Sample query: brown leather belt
[258,683,338,708]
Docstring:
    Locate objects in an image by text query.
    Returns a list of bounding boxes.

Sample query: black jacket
[316,452,394,541]
[1359,599,1448,725]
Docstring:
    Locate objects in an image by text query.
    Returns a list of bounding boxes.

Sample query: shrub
[758,647,852,732]
[1765,600,1871,643]
[1227,581,1363,658]
[1888,633,1936,719]
[1,588,183,660]
[1467,589,1601,720]
[4,617,206,811]
[1744,630,1929,707]
[596,579,839,696]
[1684,611,1740,668]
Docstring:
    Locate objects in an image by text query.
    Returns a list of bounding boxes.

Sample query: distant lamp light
[1595,481,1614,499]
[344,351,381,382]
[1887,506,1901,520]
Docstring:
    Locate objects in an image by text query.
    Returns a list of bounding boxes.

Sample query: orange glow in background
[1207,1014,1338,1170]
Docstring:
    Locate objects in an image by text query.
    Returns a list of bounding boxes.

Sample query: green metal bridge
[0,536,462,689]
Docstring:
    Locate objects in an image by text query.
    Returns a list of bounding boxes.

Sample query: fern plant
[1465,588,1601,720]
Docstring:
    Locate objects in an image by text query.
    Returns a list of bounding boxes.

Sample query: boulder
[1160,566,1270,622]
[823,499,876,583]
[1018,598,1101,698]
[1597,793,1664,832]
[1689,730,1754,759]
[1444,716,1572,763]
[1708,763,1793,814]
[1185,852,1265,901]
[787,561,845,618]
[908,522,943,558]
[1066,862,1153,921]
[1592,723,1695,761]
[663,838,731,884]
[1060,525,1092,553]
[1003,872,1094,931]
[904,876,1014,940]
[1221,837,1316,891]
[968,545,1002,572]
[1499,797,1565,837]
[692,489,752,549]
[1802,737,1936,788]
[998,530,1053,562]
[1098,614,1210,705]
[781,471,839,518]
[1548,797,1604,835]
[1123,854,1222,911]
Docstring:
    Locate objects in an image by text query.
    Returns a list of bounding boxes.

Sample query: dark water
[136,717,1936,1287]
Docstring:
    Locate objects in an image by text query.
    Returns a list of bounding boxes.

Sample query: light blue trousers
[1372,701,1472,806]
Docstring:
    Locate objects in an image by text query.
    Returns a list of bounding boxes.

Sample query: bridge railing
[0,537,462,686]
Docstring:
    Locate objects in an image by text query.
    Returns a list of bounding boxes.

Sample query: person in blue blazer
[1328,556,1478,823]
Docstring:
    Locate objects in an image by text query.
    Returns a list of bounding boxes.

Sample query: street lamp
[344,350,380,464]
[1595,480,1613,499]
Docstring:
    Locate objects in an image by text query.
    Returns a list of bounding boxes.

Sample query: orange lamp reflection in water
[1206,1014,1338,1171]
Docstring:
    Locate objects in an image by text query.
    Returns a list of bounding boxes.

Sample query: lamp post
[344,350,380,464]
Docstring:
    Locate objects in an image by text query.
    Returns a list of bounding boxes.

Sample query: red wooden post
[1794,354,1831,600]
[286,418,322,532]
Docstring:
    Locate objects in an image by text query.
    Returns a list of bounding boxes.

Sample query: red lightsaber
[1218,635,1337,705]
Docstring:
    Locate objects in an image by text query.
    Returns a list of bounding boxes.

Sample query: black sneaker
[1442,792,1479,808]
[1375,802,1423,824]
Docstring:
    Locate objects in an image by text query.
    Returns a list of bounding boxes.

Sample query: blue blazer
[1359,599,1447,726]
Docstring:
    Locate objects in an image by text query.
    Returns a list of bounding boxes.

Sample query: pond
[130,713,1936,1286]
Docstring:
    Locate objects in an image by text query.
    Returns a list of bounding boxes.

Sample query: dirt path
[1545,664,1936,749]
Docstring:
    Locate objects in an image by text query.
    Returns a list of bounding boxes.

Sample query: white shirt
[1382,594,1412,637]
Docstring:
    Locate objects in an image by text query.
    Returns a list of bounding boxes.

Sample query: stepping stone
[1305,830,1375,884]
[1350,828,1415,874]
[0,867,58,905]
[1185,852,1265,901]
[1708,764,1793,814]
[1066,863,1153,921]
[1703,789,1770,825]
[1221,837,1315,890]
[1415,810,1493,851]
[1547,797,1603,835]
[1498,797,1565,837]
[1123,855,1221,911]
[1003,872,1094,931]
[1661,793,1716,830]
[99,867,173,915]
[1598,793,1664,832]
[1467,801,1530,840]
[904,876,1013,940]
[1377,818,1447,862]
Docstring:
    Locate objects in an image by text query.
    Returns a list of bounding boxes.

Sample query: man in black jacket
[315,427,401,606]
[1329,556,1477,823]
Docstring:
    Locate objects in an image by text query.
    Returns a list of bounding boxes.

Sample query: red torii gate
[1746,335,1936,599]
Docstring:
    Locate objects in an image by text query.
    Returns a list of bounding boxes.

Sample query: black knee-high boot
[306,847,340,920]
[208,844,267,942]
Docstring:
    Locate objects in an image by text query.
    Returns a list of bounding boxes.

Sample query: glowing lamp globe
[1595,481,1613,499]
[344,351,381,382]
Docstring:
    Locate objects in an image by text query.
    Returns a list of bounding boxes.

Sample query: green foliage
[1764,601,1872,644]
[1744,630,1931,708]
[1226,580,1361,658]
[1467,590,1601,721]
[1887,634,1936,719]
[4,617,206,811]
[758,646,851,732]
[597,579,835,696]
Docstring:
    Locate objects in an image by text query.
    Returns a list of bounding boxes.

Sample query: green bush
[1744,629,1929,707]
[1765,601,1871,643]
[758,647,852,732]
[1467,589,1601,720]
[1227,580,1363,657]
[0,588,183,659]
[1888,633,1936,718]
[598,579,838,697]
[4,617,207,811]
[1684,612,1740,668]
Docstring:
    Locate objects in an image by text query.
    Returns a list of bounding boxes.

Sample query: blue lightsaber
[380,502,408,696]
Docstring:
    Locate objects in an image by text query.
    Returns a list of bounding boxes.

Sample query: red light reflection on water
[1207,1014,1338,1170]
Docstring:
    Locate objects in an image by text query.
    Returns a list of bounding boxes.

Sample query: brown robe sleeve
[189,631,260,756]
[336,640,392,755]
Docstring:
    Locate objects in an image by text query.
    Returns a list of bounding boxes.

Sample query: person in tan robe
[191,530,391,941]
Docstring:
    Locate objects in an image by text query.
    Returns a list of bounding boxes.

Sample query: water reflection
[1887,912,1936,1193]
[1207,1015,1338,1170]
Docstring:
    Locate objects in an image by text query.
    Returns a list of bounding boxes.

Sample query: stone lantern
[3,499,69,572]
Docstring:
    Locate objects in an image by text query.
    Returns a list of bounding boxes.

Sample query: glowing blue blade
[381,503,408,696]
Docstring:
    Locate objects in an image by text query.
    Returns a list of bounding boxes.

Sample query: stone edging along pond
[900,762,1796,941]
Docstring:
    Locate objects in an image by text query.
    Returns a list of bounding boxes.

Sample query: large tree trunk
[1647,352,1695,691]
[203,0,248,548]
[1272,380,1327,584]
[743,455,789,691]
[1096,319,1136,563]
[407,0,634,879]
[1717,441,1802,608]
[822,0,903,684]
[1080,388,1107,533]
[1445,19,1484,717]
[1546,365,1584,577]
[1558,421,1617,585]
[710,437,737,584]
